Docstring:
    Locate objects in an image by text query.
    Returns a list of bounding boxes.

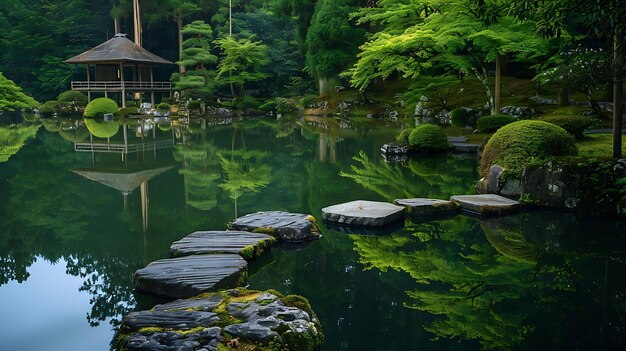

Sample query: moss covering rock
[479,120,577,177]
[115,288,323,351]
[84,97,118,118]
[408,124,451,152]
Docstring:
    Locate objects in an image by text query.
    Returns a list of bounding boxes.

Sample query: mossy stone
[479,120,577,177]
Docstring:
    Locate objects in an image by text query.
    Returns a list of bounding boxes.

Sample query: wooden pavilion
[65,33,173,107]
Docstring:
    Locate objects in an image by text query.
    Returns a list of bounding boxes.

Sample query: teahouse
[65,33,173,107]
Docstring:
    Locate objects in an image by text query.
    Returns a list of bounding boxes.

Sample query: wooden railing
[74,139,175,153]
[71,81,172,91]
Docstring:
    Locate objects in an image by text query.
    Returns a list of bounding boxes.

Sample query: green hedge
[395,128,413,144]
[40,100,62,115]
[539,114,598,139]
[476,114,517,132]
[57,91,88,106]
[479,120,577,177]
[408,124,450,152]
[450,108,468,127]
[259,99,277,112]
[84,98,118,118]
[157,102,171,111]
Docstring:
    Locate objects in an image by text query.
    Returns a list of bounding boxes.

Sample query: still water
[0,114,625,351]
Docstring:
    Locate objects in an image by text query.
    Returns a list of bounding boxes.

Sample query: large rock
[450,194,520,215]
[380,142,409,155]
[134,255,247,299]
[230,211,321,242]
[501,105,536,119]
[322,200,405,227]
[115,289,323,351]
[169,231,274,260]
[393,198,459,216]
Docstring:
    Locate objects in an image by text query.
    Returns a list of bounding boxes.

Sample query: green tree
[306,0,364,94]
[0,73,39,111]
[508,0,626,157]
[173,20,219,99]
[215,36,270,98]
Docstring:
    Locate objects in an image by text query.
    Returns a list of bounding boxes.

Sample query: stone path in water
[322,200,405,227]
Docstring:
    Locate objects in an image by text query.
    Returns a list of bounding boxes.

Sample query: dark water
[1,114,625,351]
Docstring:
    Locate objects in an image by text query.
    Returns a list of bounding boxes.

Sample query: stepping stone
[321,200,405,227]
[122,310,220,331]
[169,231,275,260]
[451,143,480,153]
[393,198,459,216]
[450,194,520,215]
[134,254,247,299]
[447,136,468,143]
[230,211,321,242]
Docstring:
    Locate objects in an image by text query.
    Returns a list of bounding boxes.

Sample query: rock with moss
[408,124,451,153]
[84,97,118,118]
[115,289,323,351]
[169,231,275,260]
[479,120,577,178]
[230,211,321,242]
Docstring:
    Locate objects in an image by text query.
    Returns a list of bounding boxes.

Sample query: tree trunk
[558,83,570,107]
[612,27,624,159]
[472,67,494,114]
[177,11,185,75]
[494,53,502,114]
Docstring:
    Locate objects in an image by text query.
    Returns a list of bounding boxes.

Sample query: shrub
[234,95,261,110]
[395,128,412,144]
[157,102,171,111]
[84,118,120,138]
[408,124,450,152]
[40,100,62,115]
[84,98,118,118]
[450,108,467,127]
[551,106,594,116]
[539,114,598,139]
[476,114,517,132]
[301,94,317,108]
[125,100,137,108]
[57,91,88,106]
[479,120,577,177]
[275,97,301,115]
[187,99,202,109]
[258,99,277,112]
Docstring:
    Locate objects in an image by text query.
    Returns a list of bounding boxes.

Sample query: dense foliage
[539,114,598,139]
[408,124,450,152]
[84,97,119,118]
[476,114,517,133]
[0,73,38,110]
[479,120,577,177]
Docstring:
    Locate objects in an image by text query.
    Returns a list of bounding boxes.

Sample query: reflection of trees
[340,151,476,200]
[351,213,626,350]
[0,124,40,163]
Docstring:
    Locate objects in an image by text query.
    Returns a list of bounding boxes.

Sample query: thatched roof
[65,33,173,65]
[72,165,175,195]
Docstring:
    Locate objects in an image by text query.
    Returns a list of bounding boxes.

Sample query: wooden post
[133,0,142,47]
[494,54,502,114]
[86,64,91,102]
[120,62,126,108]
[150,66,155,106]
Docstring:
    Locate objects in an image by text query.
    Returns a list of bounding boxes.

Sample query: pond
[0,114,625,351]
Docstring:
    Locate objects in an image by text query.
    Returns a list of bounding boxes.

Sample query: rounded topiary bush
[40,100,62,115]
[157,102,171,111]
[450,108,468,127]
[259,99,277,112]
[84,98,118,118]
[539,114,597,139]
[84,118,120,138]
[479,120,577,177]
[408,124,450,152]
[396,128,412,144]
[57,91,88,106]
[476,114,517,132]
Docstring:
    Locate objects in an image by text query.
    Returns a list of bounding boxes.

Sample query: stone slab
[122,310,220,332]
[321,200,405,227]
[230,211,321,242]
[447,136,468,143]
[450,194,520,215]
[393,198,459,216]
[169,231,274,259]
[380,142,410,155]
[134,254,247,299]
[451,142,480,153]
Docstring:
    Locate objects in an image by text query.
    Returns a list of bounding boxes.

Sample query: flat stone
[450,194,520,215]
[451,142,480,153]
[230,211,321,242]
[380,142,409,155]
[321,200,405,227]
[169,231,274,259]
[447,136,468,143]
[153,294,224,312]
[393,198,459,216]
[122,310,220,331]
[134,255,247,299]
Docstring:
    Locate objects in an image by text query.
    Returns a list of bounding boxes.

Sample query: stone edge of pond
[114,288,324,351]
